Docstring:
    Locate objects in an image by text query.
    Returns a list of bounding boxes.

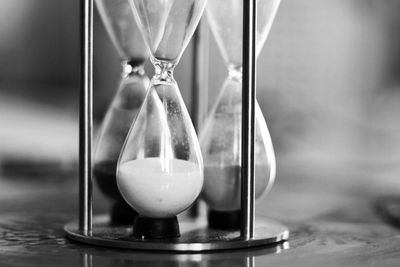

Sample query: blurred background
[0,0,400,196]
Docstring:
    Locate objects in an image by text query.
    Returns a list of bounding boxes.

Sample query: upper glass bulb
[130,0,207,64]
[206,0,280,68]
[95,0,149,62]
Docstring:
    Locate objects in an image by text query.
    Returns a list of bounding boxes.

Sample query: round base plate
[64,214,289,252]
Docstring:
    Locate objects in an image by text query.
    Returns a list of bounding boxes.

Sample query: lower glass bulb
[117,63,204,219]
[200,76,276,211]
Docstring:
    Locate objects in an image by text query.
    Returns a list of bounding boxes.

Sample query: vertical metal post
[189,19,209,218]
[79,0,93,235]
[241,0,257,239]
[191,20,210,131]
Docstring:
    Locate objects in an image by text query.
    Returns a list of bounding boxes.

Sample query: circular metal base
[64,214,289,252]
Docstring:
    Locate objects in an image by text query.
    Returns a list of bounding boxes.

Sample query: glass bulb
[200,74,275,211]
[206,0,280,67]
[94,64,148,199]
[131,0,207,64]
[95,0,148,61]
[117,0,206,219]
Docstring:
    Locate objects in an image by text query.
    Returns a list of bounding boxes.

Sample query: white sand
[117,158,203,218]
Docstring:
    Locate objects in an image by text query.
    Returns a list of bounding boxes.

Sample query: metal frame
[241,0,257,239]
[79,0,93,236]
[191,20,209,131]
[66,0,289,252]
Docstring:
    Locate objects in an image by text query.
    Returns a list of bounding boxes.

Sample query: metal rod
[189,19,210,218]
[79,0,93,235]
[240,0,257,239]
[191,19,210,131]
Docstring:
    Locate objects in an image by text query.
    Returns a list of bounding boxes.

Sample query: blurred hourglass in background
[93,0,149,225]
[199,0,281,229]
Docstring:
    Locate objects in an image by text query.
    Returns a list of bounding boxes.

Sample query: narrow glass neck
[152,59,176,83]
[121,60,145,78]
[228,64,243,81]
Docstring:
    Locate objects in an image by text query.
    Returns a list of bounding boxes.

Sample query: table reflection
[80,243,289,267]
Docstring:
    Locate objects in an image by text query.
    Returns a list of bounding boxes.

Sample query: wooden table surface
[0,157,400,266]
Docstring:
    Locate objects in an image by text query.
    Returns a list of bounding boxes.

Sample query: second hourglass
[93,0,149,224]
[116,0,207,239]
[200,0,281,229]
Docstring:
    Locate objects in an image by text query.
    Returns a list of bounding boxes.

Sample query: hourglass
[116,0,207,239]
[93,0,149,224]
[200,0,281,229]
[65,0,289,251]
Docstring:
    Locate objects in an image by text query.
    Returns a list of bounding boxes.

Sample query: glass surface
[200,0,281,211]
[130,0,207,64]
[95,0,148,62]
[117,0,206,218]
[94,65,149,202]
[206,0,280,68]
[200,75,275,211]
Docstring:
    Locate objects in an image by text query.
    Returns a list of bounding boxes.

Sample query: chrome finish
[189,20,210,218]
[191,20,210,131]
[65,214,289,252]
[79,0,94,235]
[241,0,257,239]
